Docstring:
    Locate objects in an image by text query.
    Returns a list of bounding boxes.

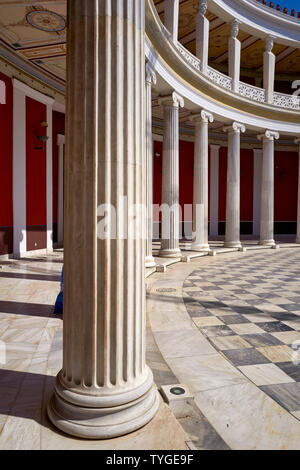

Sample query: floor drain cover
[170,386,186,396]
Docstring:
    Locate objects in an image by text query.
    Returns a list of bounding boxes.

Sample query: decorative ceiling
[0,0,66,89]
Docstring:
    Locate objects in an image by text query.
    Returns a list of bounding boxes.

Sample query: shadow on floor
[0,272,61,282]
[0,300,61,319]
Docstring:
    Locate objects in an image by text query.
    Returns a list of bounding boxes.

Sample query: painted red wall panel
[26,96,47,227]
[274,151,298,221]
[52,111,65,224]
[240,149,254,221]
[218,147,227,221]
[0,72,13,228]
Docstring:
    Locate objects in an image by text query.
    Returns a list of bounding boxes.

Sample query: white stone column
[196,0,209,74]
[158,92,184,258]
[257,130,279,246]
[209,144,220,238]
[228,20,241,93]
[190,110,214,251]
[47,0,159,439]
[253,149,262,237]
[264,36,275,104]
[145,63,156,268]
[223,122,246,248]
[46,103,53,252]
[12,80,27,257]
[57,134,65,247]
[294,138,300,243]
[164,0,179,43]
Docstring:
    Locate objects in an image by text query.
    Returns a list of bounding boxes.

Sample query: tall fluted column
[164,0,179,43]
[295,138,300,243]
[190,110,214,251]
[223,122,246,248]
[257,130,279,246]
[145,63,156,268]
[158,92,184,258]
[196,0,209,74]
[228,20,241,93]
[47,0,159,439]
[264,36,275,104]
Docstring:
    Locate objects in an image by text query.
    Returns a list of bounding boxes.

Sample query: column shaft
[228,21,241,93]
[47,0,158,439]
[224,123,245,248]
[264,37,275,104]
[46,103,53,252]
[145,63,156,268]
[196,0,209,74]
[190,110,213,251]
[258,130,279,245]
[159,92,184,258]
[164,0,179,42]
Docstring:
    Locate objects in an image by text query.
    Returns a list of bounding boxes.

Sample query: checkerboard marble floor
[183,249,300,420]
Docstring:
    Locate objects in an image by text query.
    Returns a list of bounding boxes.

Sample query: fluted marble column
[264,36,275,104]
[190,110,214,251]
[257,130,279,246]
[295,138,300,243]
[145,63,156,268]
[228,20,241,93]
[47,0,159,439]
[196,0,209,74]
[158,92,184,258]
[223,122,246,248]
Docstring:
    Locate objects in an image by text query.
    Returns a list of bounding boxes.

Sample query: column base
[259,239,275,246]
[190,243,210,252]
[47,369,159,440]
[295,238,300,244]
[224,240,242,248]
[145,256,156,268]
[158,248,182,258]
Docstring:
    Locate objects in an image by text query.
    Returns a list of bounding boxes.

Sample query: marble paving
[148,247,300,449]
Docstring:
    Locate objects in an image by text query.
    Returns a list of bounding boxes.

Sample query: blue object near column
[54,267,64,314]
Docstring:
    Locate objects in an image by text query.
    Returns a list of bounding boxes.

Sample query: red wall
[52,110,65,227]
[26,96,47,251]
[0,72,13,255]
[274,151,298,221]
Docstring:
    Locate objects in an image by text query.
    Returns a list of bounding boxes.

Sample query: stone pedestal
[158,92,184,258]
[295,139,300,243]
[223,122,245,248]
[47,0,159,439]
[258,130,279,246]
[196,0,209,74]
[264,37,275,104]
[145,63,156,268]
[190,110,214,251]
[228,20,241,93]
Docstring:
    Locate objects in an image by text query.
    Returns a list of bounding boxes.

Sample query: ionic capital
[230,19,241,39]
[145,62,157,85]
[197,0,207,16]
[265,36,275,53]
[189,109,214,124]
[223,122,246,134]
[257,130,280,141]
[159,91,184,108]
